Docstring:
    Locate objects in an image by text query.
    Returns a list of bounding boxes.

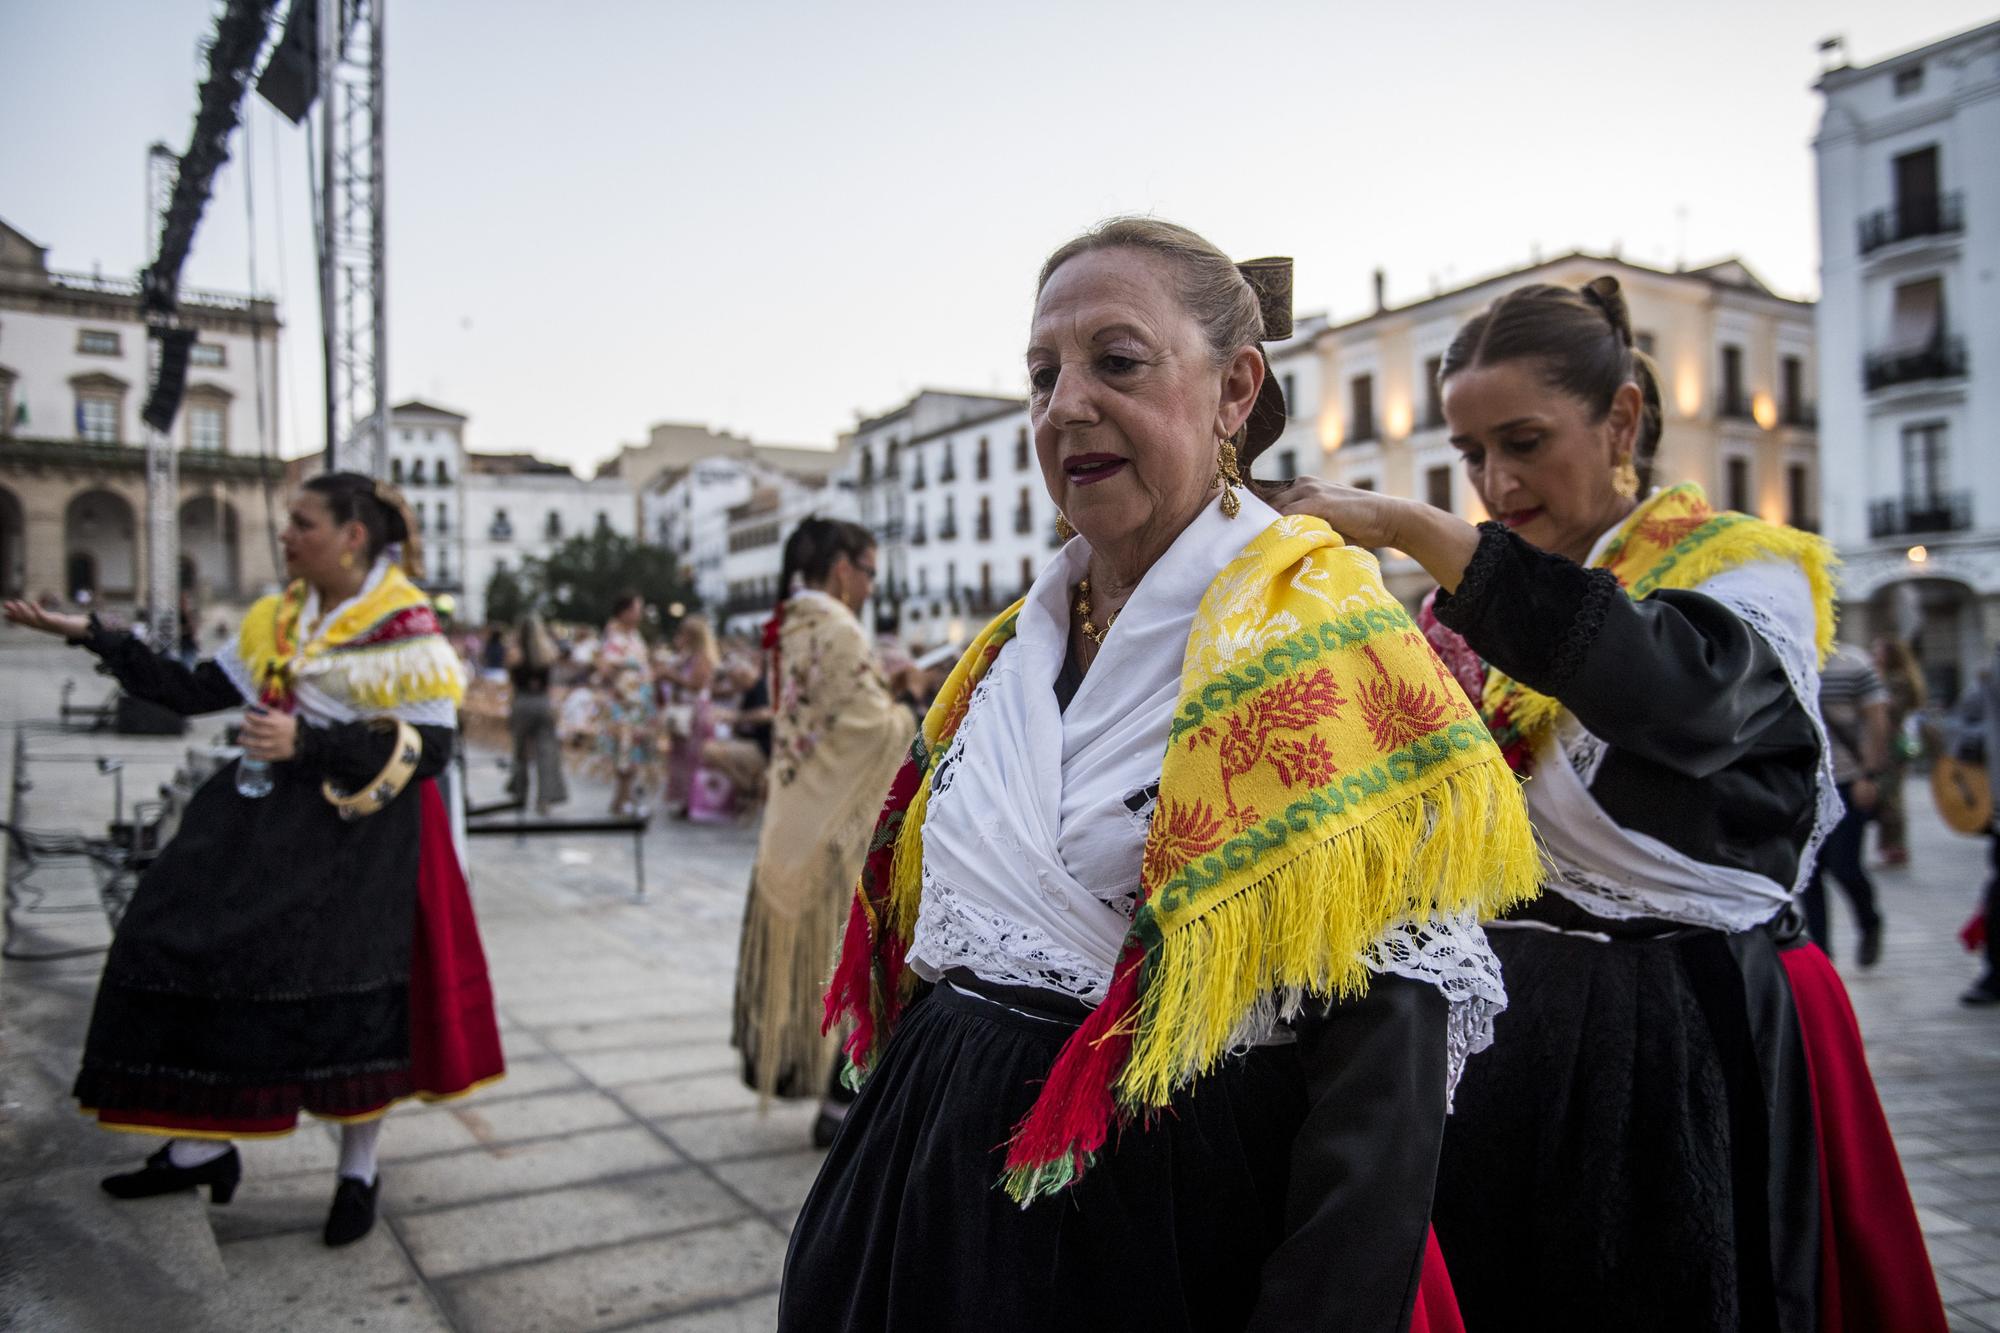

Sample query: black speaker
[141,326,197,433]
[115,693,187,736]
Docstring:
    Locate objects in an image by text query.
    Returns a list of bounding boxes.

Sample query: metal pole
[369,0,388,481]
[319,0,339,472]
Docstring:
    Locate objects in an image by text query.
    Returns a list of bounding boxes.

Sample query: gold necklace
[1073,578,1117,645]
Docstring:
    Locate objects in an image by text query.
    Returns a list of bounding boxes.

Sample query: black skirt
[1431,904,1819,1333]
[779,980,1307,1333]
[73,758,424,1123]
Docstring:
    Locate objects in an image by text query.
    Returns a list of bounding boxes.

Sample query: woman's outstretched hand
[3,600,89,641]
[1250,478,1406,550]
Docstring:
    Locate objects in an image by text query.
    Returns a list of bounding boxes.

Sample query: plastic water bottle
[236,756,273,799]
[236,704,274,799]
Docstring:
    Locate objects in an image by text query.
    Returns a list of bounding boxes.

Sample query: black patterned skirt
[779,979,1306,1332]
[1431,901,1820,1333]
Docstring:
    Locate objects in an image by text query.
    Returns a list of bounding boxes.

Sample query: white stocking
[337,1119,384,1184]
[166,1138,232,1168]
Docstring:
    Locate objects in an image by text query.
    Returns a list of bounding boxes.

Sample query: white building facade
[1815,20,2000,699]
[460,453,635,624]
[716,469,851,637]
[840,389,1065,646]
[1301,255,1818,604]
[388,400,468,597]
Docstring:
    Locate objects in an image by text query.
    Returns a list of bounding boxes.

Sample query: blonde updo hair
[1036,218,1264,373]
[1439,275,1667,491]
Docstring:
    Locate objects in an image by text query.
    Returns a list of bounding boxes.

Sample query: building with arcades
[0,215,285,611]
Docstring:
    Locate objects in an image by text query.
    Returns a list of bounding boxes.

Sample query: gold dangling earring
[339,550,357,570]
[1611,458,1639,500]
[1215,432,1243,518]
[1055,511,1075,541]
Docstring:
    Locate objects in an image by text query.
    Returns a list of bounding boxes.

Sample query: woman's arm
[1249,976,1448,1332]
[56,614,246,716]
[1250,487,1804,778]
[1433,523,1799,777]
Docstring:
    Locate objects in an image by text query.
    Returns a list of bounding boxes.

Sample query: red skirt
[92,781,505,1137]
[1780,941,1947,1333]
[1410,1226,1467,1333]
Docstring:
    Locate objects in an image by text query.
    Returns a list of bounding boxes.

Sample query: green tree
[484,563,533,627]
[533,526,695,631]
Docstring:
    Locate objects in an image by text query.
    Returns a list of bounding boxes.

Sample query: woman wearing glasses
[731,517,914,1145]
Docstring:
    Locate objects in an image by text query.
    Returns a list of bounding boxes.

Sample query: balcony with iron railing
[1015,507,1034,535]
[1858,191,1964,256]
[939,519,958,541]
[1719,391,1754,421]
[1865,336,1968,392]
[1780,401,1818,429]
[1869,491,1972,539]
[0,435,285,481]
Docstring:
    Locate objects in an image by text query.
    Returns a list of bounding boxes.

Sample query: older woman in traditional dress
[1268,277,1945,1333]
[4,473,503,1248]
[732,518,914,1143]
[779,220,1538,1332]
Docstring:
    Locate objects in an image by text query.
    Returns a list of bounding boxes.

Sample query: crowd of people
[452,603,945,822]
[9,214,1996,1331]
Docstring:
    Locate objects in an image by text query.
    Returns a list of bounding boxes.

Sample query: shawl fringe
[1000,753,1539,1202]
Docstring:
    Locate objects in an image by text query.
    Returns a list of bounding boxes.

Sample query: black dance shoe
[323,1174,379,1247]
[101,1144,241,1204]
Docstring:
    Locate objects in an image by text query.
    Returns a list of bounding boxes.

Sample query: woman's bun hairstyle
[1439,275,1665,492]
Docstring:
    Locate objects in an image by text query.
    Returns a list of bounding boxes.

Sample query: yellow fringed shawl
[236,564,464,713]
[828,513,1542,1202]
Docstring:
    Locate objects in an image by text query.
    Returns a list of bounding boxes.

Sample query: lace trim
[1213,910,1506,1109]
[1548,567,1620,692]
[1543,862,1765,934]
[1437,522,1509,617]
[909,861,1116,1002]
[1363,910,1506,1108]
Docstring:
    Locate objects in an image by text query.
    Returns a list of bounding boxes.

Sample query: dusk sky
[4,1,1993,470]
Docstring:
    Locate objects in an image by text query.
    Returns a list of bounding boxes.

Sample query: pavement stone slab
[435,1216,787,1332]
[397,1164,748,1278]
[448,1087,637,1145]
[709,1150,826,1218]
[628,1289,784,1331]
[214,1228,445,1330]
[566,1041,740,1089]
[623,1073,763,1121]
[660,1105,821,1163]
[536,1015,734,1055]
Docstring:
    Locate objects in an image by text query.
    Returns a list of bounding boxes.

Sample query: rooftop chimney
[1372,268,1386,314]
